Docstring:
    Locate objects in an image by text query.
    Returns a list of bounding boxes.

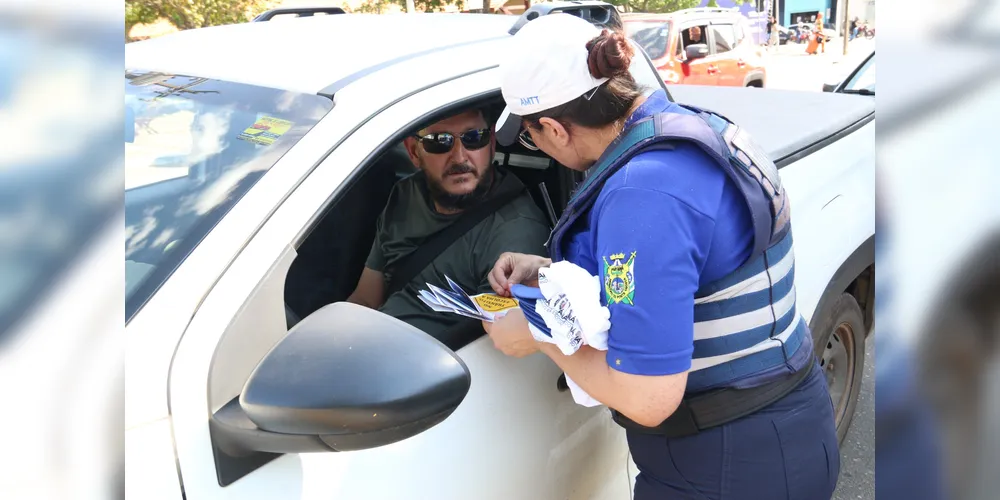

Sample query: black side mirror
[822,82,839,93]
[685,43,709,61]
[210,302,471,485]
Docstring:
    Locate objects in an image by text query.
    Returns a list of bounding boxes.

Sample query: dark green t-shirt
[366,167,550,337]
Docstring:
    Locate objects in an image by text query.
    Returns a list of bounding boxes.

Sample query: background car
[624,7,766,88]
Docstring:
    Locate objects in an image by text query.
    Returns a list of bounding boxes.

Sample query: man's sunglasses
[413,127,491,154]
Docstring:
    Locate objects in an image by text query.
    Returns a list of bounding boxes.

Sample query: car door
[678,23,719,86]
[168,67,630,500]
[708,22,740,86]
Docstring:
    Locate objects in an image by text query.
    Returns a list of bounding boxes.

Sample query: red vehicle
[624,8,767,88]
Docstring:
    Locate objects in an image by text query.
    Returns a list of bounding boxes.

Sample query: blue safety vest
[549,106,813,393]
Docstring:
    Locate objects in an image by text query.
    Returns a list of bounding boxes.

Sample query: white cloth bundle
[514,261,611,407]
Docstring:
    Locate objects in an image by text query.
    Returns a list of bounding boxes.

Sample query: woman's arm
[484,309,687,427]
[537,342,688,427]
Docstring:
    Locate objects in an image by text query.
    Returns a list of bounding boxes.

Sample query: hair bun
[585,29,634,79]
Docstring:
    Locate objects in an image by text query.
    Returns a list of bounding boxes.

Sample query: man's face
[690,26,702,42]
[405,110,495,212]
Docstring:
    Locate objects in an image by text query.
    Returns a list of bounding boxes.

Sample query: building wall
[783,0,831,25]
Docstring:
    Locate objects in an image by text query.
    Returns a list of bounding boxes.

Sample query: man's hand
[488,252,552,296]
[482,308,539,358]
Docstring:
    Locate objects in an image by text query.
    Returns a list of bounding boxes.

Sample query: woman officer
[483,14,840,500]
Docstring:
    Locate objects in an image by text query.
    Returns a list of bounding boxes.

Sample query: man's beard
[424,162,494,212]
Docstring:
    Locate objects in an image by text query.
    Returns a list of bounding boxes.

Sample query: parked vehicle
[624,7,767,87]
[120,3,873,498]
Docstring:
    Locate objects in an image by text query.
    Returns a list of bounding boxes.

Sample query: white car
[119,4,874,499]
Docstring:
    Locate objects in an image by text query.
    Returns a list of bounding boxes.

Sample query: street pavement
[833,335,875,500]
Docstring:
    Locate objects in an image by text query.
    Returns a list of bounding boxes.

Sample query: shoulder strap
[386,177,526,296]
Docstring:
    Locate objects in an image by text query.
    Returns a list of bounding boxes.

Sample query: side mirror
[822,82,839,92]
[685,44,709,61]
[211,302,471,461]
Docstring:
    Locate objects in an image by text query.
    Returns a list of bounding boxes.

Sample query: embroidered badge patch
[603,252,636,306]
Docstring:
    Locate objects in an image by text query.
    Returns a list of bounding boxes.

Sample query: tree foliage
[126,0,275,37]
[355,0,464,13]
[605,0,750,14]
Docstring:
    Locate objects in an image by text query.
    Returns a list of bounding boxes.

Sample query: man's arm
[349,229,389,309]
[347,267,386,309]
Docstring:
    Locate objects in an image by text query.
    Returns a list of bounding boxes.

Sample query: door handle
[737,60,746,68]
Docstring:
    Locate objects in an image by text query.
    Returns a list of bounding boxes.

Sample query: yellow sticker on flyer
[238,116,293,146]
[472,294,519,313]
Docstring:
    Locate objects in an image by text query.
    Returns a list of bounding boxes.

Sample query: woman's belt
[610,357,815,438]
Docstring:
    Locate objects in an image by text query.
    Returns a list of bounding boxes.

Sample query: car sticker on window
[237,115,293,146]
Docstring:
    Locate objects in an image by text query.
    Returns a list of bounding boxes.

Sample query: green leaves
[606,0,750,14]
[356,0,465,14]
[125,0,275,35]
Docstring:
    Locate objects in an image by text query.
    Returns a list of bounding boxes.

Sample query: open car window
[124,71,332,322]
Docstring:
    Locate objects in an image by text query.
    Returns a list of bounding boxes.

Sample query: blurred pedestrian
[767,15,778,51]
[816,13,826,53]
[849,17,859,41]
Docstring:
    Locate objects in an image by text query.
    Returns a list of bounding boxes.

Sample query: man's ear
[402,137,422,170]
[538,117,570,148]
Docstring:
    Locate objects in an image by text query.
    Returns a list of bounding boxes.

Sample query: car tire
[812,293,866,444]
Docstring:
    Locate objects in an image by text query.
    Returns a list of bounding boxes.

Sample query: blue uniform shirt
[561,90,754,376]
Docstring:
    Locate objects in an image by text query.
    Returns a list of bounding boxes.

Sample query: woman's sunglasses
[413,127,491,154]
[518,127,539,151]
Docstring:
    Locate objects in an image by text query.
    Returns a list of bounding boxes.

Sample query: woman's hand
[482,308,539,358]
[488,252,552,296]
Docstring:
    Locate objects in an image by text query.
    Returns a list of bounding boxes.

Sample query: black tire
[812,293,866,444]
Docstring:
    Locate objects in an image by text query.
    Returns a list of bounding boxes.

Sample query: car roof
[125,14,517,96]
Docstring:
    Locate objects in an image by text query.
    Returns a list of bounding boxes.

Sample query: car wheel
[813,293,866,443]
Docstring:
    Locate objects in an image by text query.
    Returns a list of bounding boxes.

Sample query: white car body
[118,12,874,500]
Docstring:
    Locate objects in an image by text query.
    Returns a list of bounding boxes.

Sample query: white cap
[495,14,609,146]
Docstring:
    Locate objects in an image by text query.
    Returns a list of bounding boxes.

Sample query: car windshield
[125,71,332,321]
[626,21,672,60]
[843,53,876,93]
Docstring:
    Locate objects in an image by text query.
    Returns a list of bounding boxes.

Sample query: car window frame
[678,21,713,56]
[838,51,876,93]
[709,22,737,54]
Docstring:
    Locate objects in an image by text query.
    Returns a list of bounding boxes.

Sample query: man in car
[688,26,703,44]
[347,108,551,344]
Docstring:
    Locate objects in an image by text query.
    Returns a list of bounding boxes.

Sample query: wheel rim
[820,322,856,425]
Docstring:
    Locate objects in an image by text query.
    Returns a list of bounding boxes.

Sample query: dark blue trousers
[628,363,841,500]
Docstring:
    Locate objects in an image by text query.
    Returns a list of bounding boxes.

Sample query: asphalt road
[832,335,875,500]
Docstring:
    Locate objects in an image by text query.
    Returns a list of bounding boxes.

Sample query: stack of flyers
[417,275,520,322]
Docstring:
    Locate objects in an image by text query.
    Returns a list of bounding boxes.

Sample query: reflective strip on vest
[686,231,805,392]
